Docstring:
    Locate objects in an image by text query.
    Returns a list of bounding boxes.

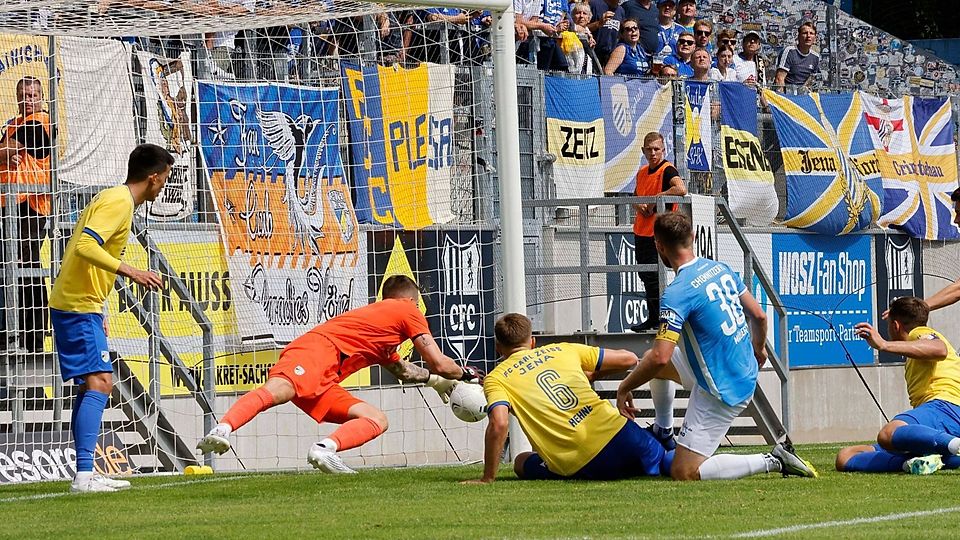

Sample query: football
[449,382,487,423]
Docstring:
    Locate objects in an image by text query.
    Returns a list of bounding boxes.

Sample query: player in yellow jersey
[836,297,960,474]
[49,144,172,493]
[463,313,667,483]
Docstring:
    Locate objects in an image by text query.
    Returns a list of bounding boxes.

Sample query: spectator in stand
[689,47,711,81]
[205,31,236,78]
[774,21,820,92]
[731,29,762,86]
[658,63,678,83]
[675,0,696,33]
[603,18,651,76]
[663,31,694,77]
[709,44,737,81]
[620,0,659,57]
[692,19,714,55]
[587,0,624,66]
[567,4,599,74]
[654,0,684,66]
[514,0,540,51]
[424,8,470,64]
[376,12,405,65]
[535,0,569,71]
[715,27,737,52]
[256,26,293,81]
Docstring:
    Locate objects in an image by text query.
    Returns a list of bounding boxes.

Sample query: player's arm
[855,323,948,360]
[739,290,768,366]
[659,169,687,197]
[595,348,638,374]
[616,338,675,419]
[412,333,481,382]
[463,403,508,484]
[77,199,162,289]
[925,279,960,312]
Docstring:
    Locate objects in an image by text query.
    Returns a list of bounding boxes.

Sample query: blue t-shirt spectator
[663,53,693,77]
[613,42,651,75]
[588,0,624,63]
[656,22,684,62]
[620,0,659,55]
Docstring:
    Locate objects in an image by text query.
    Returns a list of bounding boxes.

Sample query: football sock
[73,390,108,473]
[842,449,907,473]
[949,437,960,455]
[890,424,957,455]
[221,387,274,431]
[318,438,338,452]
[942,454,960,469]
[70,390,86,430]
[649,378,675,431]
[697,453,770,480]
[330,417,385,452]
[659,449,675,476]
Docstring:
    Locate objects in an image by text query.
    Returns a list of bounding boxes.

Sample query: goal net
[0,2,514,482]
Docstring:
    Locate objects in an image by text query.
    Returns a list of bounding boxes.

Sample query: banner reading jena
[718,82,777,226]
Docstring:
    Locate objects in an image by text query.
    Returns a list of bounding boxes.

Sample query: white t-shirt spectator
[709,66,737,82]
[731,53,757,83]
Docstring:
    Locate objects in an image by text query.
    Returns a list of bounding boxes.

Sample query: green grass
[1,443,957,539]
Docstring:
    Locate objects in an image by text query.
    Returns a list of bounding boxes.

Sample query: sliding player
[616,212,818,481]
[836,297,960,474]
[198,275,481,474]
[464,313,667,483]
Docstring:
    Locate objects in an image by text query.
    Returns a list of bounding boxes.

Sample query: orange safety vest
[632,159,678,237]
[1,111,52,215]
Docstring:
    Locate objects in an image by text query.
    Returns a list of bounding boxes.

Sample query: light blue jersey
[656,257,758,406]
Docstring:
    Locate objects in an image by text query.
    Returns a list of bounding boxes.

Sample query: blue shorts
[521,420,665,480]
[51,309,111,384]
[894,399,960,437]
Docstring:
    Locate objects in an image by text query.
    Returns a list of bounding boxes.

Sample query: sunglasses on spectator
[720,39,736,44]
[695,30,711,36]
[677,39,695,45]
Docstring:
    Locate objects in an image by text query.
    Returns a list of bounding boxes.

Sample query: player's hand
[426,375,457,404]
[754,348,767,368]
[461,478,493,485]
[130,268,163,290]
[854,322,886,351]
[459,365,484,384]
[881,309,889,320]
[616,389,638,420]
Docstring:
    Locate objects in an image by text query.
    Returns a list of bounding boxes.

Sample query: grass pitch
[1,443,958,539]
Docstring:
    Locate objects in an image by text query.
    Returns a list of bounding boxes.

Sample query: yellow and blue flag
[684,81,712,172]
[764,90,882,235]
[545,75,605,198]
[718,82,777,225]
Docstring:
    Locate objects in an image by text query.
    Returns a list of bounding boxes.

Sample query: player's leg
[836,444,910,473]
[305,386,384,474]
[632,234,660,332]
[198,376,295,454]
[645,354,686,450]
[513,451,565,480]
[879,401,960,457]
[573,420,666,480]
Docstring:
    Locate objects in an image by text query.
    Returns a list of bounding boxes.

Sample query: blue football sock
[70,390,86,430]
[842,449,908,473]
[660,449,675,477]
[942,455,960,470]
[890,424,957,455]
[73,390,108,473]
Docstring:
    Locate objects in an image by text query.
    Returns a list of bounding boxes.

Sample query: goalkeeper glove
[425,375,458,404]
[458,365,484,384]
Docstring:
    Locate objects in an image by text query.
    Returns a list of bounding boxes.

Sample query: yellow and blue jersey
[656,257,758,406]
[904,326,960,408]
[49,185,133,313]
[483,343,626,477]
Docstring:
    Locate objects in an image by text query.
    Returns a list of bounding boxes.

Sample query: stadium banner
[59,37,138,187]
[600,77,673,193]
[764,90,882,235]
[367,229,496,373]
[544,75,605,199]
[0,432,131,484]
[605,233,648,332]
[684,81,712,172]
[874,234,923,364]
[197,81,367,345]
[718,82,777,226]
[691,194,717,260]
[341,62,455,228]
[771,233,873,367]
[135,50,196,220]
[861,93,960,240]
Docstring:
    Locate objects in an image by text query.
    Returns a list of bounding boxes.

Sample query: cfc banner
[197,81,366,345]
[772,233,873,367]
[718,82,777,226]
[136,51,196,220]
[605,233,648,332]
[861,93,960,240]
[764,91,882,235]
[368,229,495,372]
[545,75,605,198]
[600,77,673,193]
[874,234,923,364]
[341,62,455,229]
[684,81,712,172]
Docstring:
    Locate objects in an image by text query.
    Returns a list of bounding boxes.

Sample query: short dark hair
[16,76,42,96]
[381,274,420,299]
[126,143,175,183]
[653,211,693,248]
[887,296,929,329]
[951,187,960,202]
[495,313,532,350]
[798,21,816,34]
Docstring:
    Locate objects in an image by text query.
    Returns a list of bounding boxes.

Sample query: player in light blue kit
[616,212,818,480]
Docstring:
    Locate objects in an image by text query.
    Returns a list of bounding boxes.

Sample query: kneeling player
[198,275,480,473]
[463,313,667,484]
[836,297,960,475]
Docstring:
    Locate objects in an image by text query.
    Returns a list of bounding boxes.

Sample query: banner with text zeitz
[771,233,873,367]
[874,234,923,364]
[367,229,496,374]
[197,81,366,345]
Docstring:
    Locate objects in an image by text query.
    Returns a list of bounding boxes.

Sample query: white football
[449,383,487,423]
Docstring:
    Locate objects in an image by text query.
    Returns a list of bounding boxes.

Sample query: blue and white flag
[545,75,605,198]
[684,81,712,172]
[600,77,673,193]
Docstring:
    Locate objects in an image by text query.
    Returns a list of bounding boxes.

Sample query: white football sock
[698,453,773,480]
[74,471,95,482]
[948,437,960,455]
[319,438,338,452]
[649,378,675,431]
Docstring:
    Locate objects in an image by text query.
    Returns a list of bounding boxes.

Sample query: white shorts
[670,348,751,457]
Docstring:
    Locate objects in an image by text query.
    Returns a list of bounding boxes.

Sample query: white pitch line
[731,506,960,538]
[0,474,248,504]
